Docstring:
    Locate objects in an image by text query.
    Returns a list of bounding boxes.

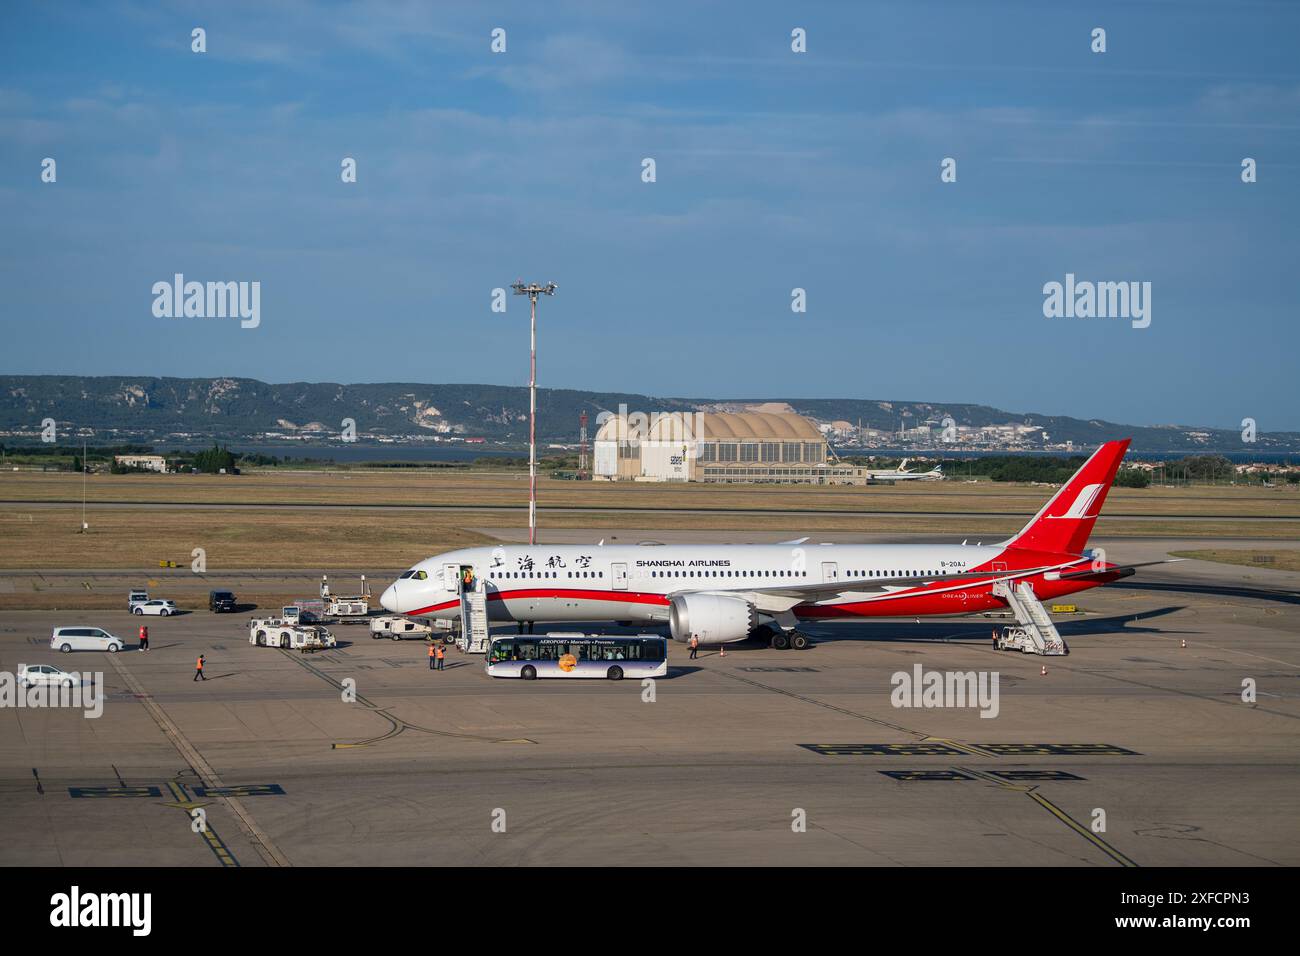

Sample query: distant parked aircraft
[866,458,944,481]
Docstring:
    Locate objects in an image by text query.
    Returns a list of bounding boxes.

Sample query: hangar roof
[595,411,825,442]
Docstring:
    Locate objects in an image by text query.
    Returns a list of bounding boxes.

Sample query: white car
[18,664,80,688]
[49,627,124,653]
[134,600,176,616]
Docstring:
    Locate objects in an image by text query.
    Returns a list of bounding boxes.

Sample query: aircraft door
[612,563,628,590]
[458,564,477,593]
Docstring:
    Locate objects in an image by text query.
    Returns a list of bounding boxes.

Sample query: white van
[370,615,436,641]
[49,627,125,653]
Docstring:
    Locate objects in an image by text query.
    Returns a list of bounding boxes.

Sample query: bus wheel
[773,632,791,651]
[521,665,537,680]
[607,666,624,681]
[790,632,810,651]
[257,631,266,646]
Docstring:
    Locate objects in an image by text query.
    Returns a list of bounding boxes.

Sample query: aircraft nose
[380,583,399,613]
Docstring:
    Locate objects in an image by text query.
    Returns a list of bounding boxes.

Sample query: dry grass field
[0,471,1296,578]
[1170,548,1300,573]
[0,507,495,570]
[2,468,1298,517]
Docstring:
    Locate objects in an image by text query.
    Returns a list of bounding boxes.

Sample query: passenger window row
[489,570,604,579]
[648,569,807,578]
[475,567,953,583]
[846,570,948,579]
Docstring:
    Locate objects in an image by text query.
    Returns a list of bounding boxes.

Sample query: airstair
[992,580,1068,656]
[457,587,490,654]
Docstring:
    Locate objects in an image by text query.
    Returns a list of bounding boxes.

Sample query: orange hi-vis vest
[436,646,445,659]
[428,645,435,657]
[195,657,203,670]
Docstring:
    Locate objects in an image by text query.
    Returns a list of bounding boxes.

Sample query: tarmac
[0,536,1296,867]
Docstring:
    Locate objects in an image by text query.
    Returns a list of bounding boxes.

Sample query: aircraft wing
[1052,558,1185,581]
[650,555,1172,619]
[671,561,1089,611]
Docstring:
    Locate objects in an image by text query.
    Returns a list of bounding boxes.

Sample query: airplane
[866,458,944,481]
[380,439,1170,650]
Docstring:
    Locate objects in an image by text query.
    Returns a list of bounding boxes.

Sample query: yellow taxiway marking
[162,780,209,812]
[924,737,999,758]
[164,781,238,867]
[955,766,1033,792]
[954,766,1138,866]
[198,827,239,868]
[1028,791,1138,867]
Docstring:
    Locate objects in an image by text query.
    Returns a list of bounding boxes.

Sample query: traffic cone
[1040,664,1047,676]
[719,645,726,658]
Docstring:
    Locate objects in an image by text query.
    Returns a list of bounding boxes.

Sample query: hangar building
[593,410,846,483]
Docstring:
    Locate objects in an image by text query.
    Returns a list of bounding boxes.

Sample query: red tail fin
[1004,439,1131,556]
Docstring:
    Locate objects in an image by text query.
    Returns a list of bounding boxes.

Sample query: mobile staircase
[992,580,1068,656]
[457,586,490,654]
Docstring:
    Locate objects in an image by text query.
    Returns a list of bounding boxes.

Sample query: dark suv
[208,590,237,613]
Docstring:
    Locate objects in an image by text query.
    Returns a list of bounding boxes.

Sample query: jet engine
[669,593,757,645]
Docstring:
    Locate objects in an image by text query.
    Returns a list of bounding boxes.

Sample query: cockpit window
[414,570,428,580]
[399,571,415,579]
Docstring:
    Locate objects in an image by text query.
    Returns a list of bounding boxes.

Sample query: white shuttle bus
[486,633,668,680]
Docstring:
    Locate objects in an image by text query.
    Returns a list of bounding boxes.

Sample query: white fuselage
[381,541,1011,625]
[380,439,1130,636]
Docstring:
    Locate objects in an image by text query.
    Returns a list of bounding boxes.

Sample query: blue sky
[1,0,1297,429]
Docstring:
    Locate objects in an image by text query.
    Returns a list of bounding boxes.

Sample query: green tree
[1114,468,1150,488]
[192,443,236,474]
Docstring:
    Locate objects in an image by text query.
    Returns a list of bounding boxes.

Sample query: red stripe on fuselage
[407,588,671,617]
[405,568,1118,620]
[797,569,1123,618]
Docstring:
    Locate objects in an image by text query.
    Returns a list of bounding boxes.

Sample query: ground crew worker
[435,643,446,671]
[719,642,726,659]
[138,624,149,652]
[193,654,206,681]
[428,642,437,670]
[689,634,699,660]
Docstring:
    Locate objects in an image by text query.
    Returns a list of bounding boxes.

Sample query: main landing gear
[752,624,811,651]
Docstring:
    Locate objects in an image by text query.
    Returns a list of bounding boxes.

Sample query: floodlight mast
[510,281,557,545]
